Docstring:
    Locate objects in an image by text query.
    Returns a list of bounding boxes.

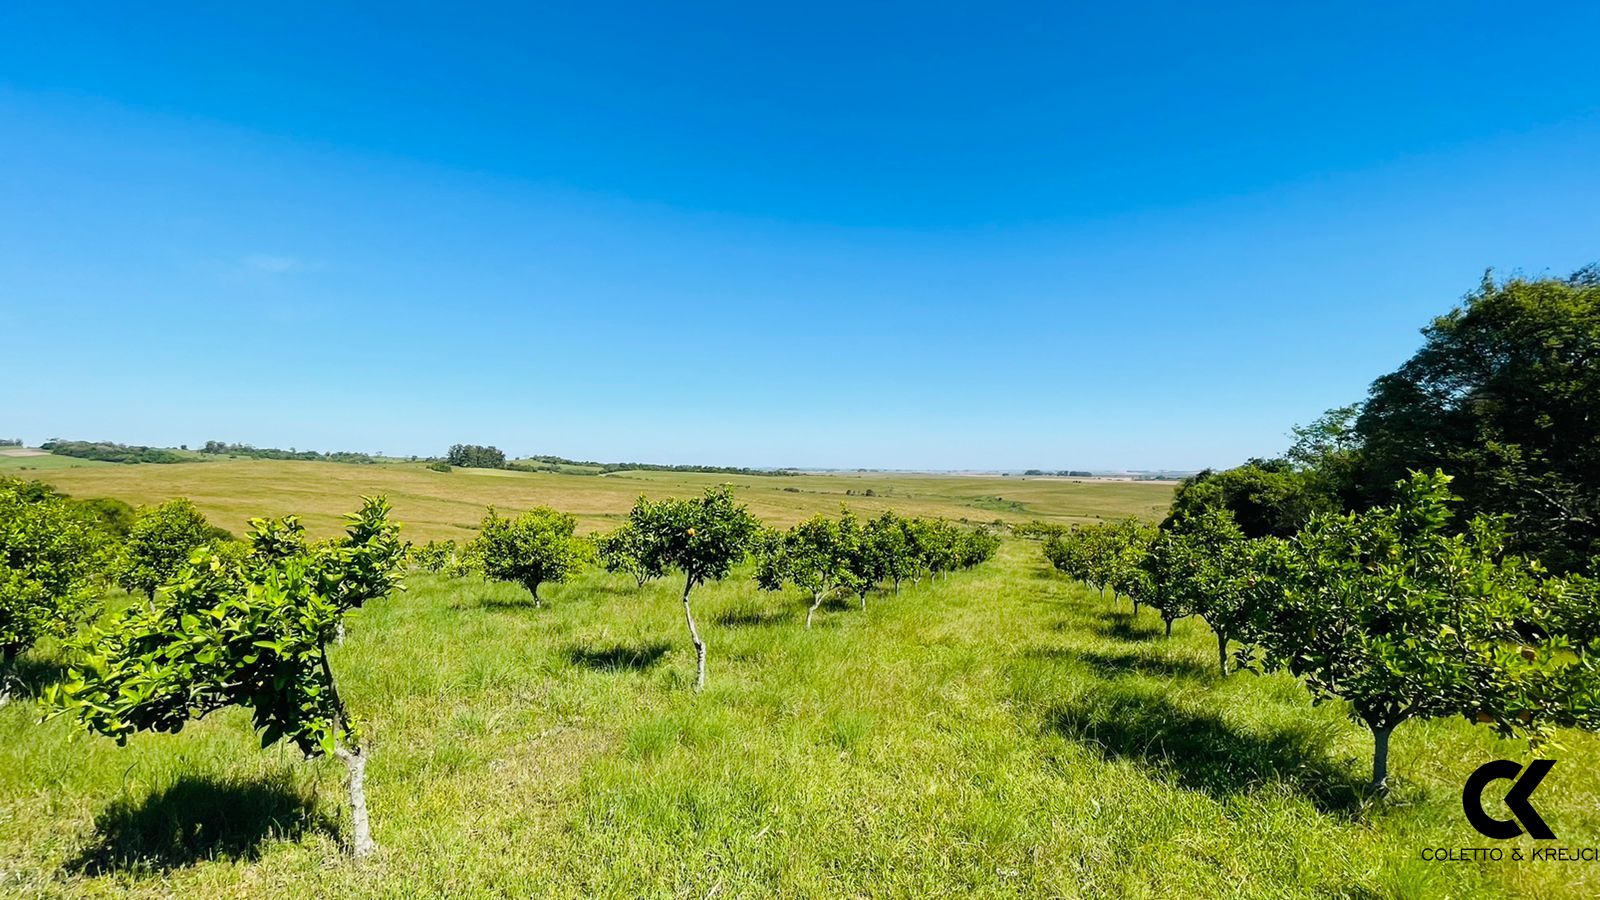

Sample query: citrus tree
[1253,471,1599,792]
[1,478,106,672]
[757,513,860,627]
[629,486,760,690]
[595,521,664,588]
[1104,519,1157,613]
[1043,528,1091,583]
[410,539,457,573]
[956,527,1001,569]
[865,511,915,594]
[469,506,584,606]
[116,498,229,600]
[47,497,405,856]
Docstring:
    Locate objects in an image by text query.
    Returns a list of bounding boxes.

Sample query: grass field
[3,460,1596,897]
[25,457,1173,541]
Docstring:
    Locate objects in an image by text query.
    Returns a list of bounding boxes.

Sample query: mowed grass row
[25,458,1173,541]
[5,537,1599,897]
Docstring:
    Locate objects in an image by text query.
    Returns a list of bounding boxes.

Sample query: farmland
[3,459,1598,897]
[25,458,1173,541]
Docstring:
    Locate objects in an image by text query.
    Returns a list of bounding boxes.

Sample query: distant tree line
[1023,469,1093,477]
[40,440,191,464]
[0,439,21,447]
[511,453,799,477]
[199,441,378,464]
[441,443,798,477]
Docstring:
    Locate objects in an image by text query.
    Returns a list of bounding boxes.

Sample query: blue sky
[2,2,1597,470]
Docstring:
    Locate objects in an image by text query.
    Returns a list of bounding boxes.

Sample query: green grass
[3,465,1593,895]
[4,537,1598,897]
[0,450,113,472]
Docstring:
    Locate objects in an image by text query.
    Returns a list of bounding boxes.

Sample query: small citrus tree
[629,486,760,690]
[757,513,860,627]
[47,497,405,856]
[116,498,228,599]
[469,506,583,606]
[866,511,914,593]
[410,539,457,573]
[1,478,106,671]
[1254,471,1599,792]
[957,527,1000,569]
[595,521,664,588]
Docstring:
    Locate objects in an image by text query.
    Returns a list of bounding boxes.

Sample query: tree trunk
[1369,723,1395,794]
[1216,632,1229,675]
[1131,598,1140,617]
[682,576,706,690]
[1,645,15,665]
[334,745,376,858]
[893,577,900,594]
[527,580,542,608]
[1164,617,1173,638]
[859,592,867,612]
[806,592,824,629]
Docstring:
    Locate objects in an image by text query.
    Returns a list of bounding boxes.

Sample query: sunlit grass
[3,540,1597,896]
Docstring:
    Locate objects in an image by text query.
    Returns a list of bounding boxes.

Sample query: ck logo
[1463,760,1556,840]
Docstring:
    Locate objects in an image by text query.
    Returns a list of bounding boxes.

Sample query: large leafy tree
[444,444,507,469]
[629,486,760,690]
[1354,267,1600,570]
[1164,459,1333,539]
[1253,471,1599,792]
[0,478,106,668]
[116,498,228,599]
[469,506,584,606]
[47,498,405,856]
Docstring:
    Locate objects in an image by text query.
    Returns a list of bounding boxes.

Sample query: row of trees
[755,511,997,627]
[7,477,994,853]
[410,492,998,689]
[1045,471,1600,791]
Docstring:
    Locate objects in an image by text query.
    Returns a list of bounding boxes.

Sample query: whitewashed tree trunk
[335,745,375,858]
[806,592,824,629]
[682,576,706,690]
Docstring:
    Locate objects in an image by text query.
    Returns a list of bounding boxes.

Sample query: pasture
[28,458,1172,540]
[2,460,1596,897]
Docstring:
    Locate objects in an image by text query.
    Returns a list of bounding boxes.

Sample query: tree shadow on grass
[565,640,672,672]
[1030,646,1214,681]
[67,774,334,875]
[1,653,69,702]
[474,595,542,611]
[1093,611,1165,642]
[714,604,790,628]
[1047,687,1366,817]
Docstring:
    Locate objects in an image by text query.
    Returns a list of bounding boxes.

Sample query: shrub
[116,499,226,600]
[468,507,583,607]
[0,478,107,666]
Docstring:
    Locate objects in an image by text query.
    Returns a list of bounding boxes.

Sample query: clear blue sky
[3,3,1597,470]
